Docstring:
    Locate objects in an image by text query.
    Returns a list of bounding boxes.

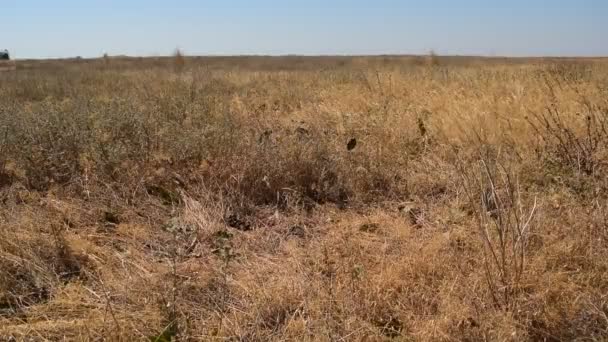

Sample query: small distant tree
[102,52,110,66]
[0,50,9,60]
[174,48,185,72]
[426,49,439,67]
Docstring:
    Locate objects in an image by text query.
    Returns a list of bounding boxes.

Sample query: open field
[0,60,16,72]
[1,55,607,341]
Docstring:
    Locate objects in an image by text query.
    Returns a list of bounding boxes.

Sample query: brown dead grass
[0,56,607,341]
[0,60,16,72]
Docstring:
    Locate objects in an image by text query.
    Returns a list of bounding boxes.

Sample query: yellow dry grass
[0,56,607,341]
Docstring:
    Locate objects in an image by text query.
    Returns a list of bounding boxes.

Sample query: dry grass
[1,56,607,341]
[0,60,16,72]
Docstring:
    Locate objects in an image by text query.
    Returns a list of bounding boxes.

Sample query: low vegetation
[1,55,607,340]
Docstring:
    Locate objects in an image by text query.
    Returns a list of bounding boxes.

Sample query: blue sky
[2,0,607,59]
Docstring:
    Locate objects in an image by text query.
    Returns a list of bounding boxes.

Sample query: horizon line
[13,53,608,61]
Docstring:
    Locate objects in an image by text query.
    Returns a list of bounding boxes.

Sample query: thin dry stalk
[459,151,538,310]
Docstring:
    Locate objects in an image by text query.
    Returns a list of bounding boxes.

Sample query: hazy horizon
[11,53,608,62]
[3,0,608,59]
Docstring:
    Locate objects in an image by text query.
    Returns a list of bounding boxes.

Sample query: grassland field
[0,55,607,341]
